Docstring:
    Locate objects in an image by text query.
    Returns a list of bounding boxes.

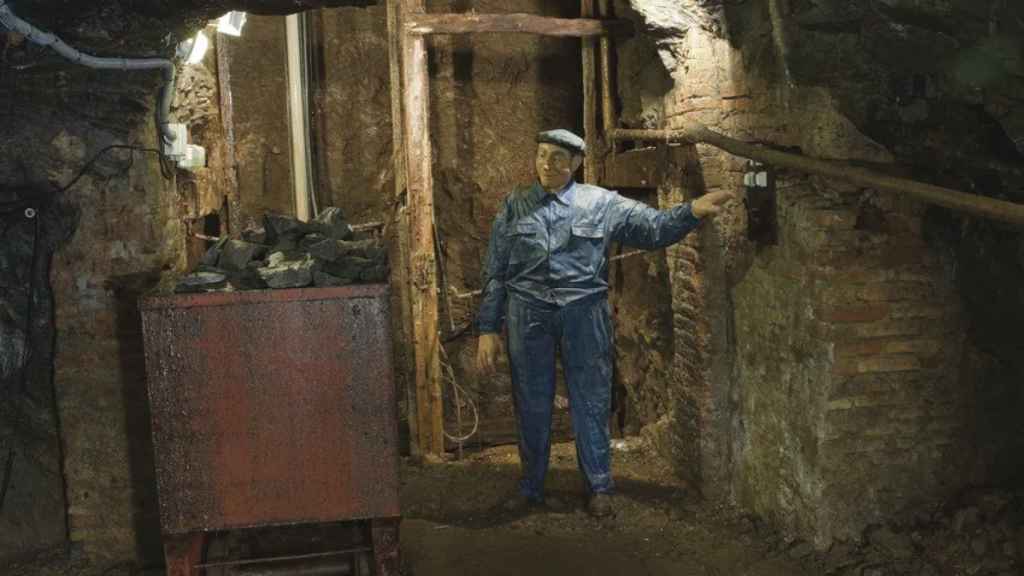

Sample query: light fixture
[217,11,248,37]
[181,31,209,65]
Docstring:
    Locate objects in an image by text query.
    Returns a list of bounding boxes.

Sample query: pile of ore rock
[175,207,388,293]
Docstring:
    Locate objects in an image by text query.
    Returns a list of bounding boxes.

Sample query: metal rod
[405,13,631,37]
[195,547,372,569]
[609,122,1024,227]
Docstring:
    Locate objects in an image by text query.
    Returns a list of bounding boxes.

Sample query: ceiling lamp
[184,31,209,65]
[217,11,248,37]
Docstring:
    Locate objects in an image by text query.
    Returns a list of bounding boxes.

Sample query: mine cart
[140,285,400,575]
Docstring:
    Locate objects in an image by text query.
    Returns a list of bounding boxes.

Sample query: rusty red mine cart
[140,285,401,575]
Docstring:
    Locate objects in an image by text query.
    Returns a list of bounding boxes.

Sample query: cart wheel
[201,533,229,576]
[355,550,374,576]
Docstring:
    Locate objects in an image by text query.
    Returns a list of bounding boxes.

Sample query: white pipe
[286,14,313,221]
[0,0,178,142]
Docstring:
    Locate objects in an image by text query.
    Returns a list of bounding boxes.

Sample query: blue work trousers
[506,294,614,501]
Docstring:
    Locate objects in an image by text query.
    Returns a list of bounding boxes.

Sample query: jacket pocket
[509,220,542,265]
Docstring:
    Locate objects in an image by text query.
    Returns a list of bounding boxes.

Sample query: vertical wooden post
[386,0,421,458]
[598,0,616,137]
[401,0,445,455]
[215,36,241,236]
[581,0,599,184]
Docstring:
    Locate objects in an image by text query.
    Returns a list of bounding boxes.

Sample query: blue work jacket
[477,181,701,333]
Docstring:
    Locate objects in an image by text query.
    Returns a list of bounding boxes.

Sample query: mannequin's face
[535,143,581,193]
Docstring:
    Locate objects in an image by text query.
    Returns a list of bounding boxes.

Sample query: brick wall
[619,2,977,546]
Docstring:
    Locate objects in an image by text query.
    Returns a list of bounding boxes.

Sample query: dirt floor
[8,439,1021,575]
[398,441,814,576]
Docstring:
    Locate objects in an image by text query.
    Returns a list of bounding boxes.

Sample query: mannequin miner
[476,128,734,517]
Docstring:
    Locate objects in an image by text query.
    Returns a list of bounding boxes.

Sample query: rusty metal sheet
[140,285,400,534]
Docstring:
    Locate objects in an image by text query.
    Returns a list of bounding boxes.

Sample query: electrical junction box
[162,123,189,160]
[161,123,206,171]
[178,144,207,170]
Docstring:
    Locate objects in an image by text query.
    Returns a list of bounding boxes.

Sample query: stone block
[263,213,311,245]
[217,240,260,272]
[257,257,315,289]
[310,207,353,240]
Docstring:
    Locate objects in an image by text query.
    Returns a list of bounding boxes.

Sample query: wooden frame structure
[387,0,1024,458]
[387,0,629,455]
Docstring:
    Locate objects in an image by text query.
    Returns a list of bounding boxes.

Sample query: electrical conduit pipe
[0,0,178,144]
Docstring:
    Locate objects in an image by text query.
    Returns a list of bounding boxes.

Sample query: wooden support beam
[386,0,420,458]
[215,36,241,237]
[581,0,599,184]
[598,0,616,136]
[401,0,445,455]
[406,13,632,37]
[610,122,1024,226]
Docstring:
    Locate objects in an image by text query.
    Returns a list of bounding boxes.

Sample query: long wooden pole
[581,0,598,183]
[406,13,631,37]
[386,0,421,458]
[401,0,445,455]
[610,122,1024,226]
[598,0,615,137]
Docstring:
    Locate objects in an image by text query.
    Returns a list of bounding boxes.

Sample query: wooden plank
[386,0,420,457]
[581,0,599,184]
[406,13,632,38]
[401,0,445,455]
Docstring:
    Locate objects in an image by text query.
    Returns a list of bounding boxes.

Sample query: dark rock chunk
[269,236,300,255]
[359,262,389,283]
[217,240,260,272]
[227,264,267,290]
[300,233,326,249]
[258,257,315,289]
[200,237,228,267]
[175,270,228,293]
[308,238,386,263]
[264,213,311,245]
[321,256,373,281]
[241,227,267,245]
[310,207,353,240]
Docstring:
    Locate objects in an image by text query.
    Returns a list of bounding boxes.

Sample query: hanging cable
[56,144,168,194]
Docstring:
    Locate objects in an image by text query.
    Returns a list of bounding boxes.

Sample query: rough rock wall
[0,51,188,566]
[230,15,295,220]
[621,0,1024,547]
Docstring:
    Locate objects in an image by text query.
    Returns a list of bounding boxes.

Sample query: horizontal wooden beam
[405,13,632,37]
[610,123,1024,227]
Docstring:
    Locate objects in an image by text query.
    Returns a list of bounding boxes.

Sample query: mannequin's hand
[476,333,502,374]
[691,190,735,219]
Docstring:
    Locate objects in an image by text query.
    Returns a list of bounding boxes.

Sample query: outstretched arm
[607,190,733,248]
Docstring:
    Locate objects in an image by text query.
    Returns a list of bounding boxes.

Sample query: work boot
[503,492,539,513]
[587,493,614,518]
